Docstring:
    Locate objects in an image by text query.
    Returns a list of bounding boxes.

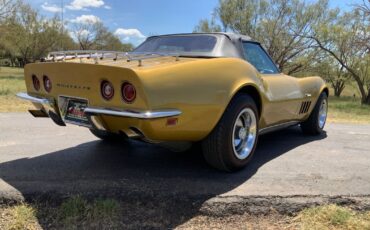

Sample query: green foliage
[0,1,135,66]
[196,0,330,75]
[72,20,134,52]
[193,19,222,33]
[309,1,370,104]
[195,0,370,104]
[0,3,76,66]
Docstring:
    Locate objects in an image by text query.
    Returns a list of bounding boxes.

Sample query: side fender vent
[299,101,312,114]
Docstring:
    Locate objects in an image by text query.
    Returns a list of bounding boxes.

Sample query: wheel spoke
[235,118,243,128]
[318,99,328,129]
[232,108,257,160]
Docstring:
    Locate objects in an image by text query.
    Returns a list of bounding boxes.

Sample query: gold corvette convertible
[17,33,328,171]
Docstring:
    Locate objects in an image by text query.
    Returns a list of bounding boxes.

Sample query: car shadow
[0,126,326,228]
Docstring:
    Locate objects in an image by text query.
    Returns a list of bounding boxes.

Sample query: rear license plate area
[61,97,90,127]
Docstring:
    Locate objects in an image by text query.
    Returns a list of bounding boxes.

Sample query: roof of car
[147,32,254,43]
[139,32,256,58]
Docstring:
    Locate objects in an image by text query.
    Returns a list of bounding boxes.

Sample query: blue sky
[27,0,363,46]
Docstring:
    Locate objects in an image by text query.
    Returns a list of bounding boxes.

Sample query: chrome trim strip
[84,107,181,119]
[16,92,51,105]
[46,50,180,65]
[259,121,300,135]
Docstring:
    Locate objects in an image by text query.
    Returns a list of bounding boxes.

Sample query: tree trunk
[332,81,345,97]
[363,92,370,105]
[334,87,343,97]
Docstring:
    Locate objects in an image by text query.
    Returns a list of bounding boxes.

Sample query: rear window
[133,35,217,54]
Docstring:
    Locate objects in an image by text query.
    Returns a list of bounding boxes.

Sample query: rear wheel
[89,129,123,142]
[301,92,328,135]
[202,94,259,172]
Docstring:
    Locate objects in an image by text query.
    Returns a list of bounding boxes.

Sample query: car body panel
[20,33,328,142]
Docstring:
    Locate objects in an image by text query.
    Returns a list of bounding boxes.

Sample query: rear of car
[20,61,183,141]
[17,34,243,142]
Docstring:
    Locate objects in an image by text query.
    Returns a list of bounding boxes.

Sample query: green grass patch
[328,96,370,123]
[296,204,370,230]
[0,67,32,112]
[58,196,120,229]
[59,196,88,225]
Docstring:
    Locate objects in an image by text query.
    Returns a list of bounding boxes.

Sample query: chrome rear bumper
[17,92,50,105]
[84,107,181,119]
[16,92,181,131]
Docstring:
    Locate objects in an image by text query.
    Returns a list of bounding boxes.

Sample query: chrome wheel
[318,98,328,129]
[232,108,257,160]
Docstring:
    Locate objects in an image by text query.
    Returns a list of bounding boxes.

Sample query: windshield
[133,35,217,54]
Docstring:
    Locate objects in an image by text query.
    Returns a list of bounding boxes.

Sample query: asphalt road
[0,113,370,202]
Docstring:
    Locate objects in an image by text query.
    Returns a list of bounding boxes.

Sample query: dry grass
[178,205,370,229]
[296,204,370,230]
[0,204,41,230]
[176,213,294,229]
[0,197,120,230]
[0,67,33,112]
[1,201,369,229]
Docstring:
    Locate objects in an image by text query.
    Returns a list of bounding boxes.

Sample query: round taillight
[32,75,40,91]
[43,75,52,92]
[101,80,114,100]
[121,82,136,103]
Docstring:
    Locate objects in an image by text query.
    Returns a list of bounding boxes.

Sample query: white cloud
[115,28,146,46]
[115,28,145,38]
[41,2,63,13]
[77,29,90,37]
[70,15,101,24]
[66,0,105,10]
[104,5,111,9]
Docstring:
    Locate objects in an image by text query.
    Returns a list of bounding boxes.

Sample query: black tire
[89,129,124,142]
[202,94,259,172]
[301,92,328,135]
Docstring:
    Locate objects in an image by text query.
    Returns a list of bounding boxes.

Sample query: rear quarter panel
[134,57,266,140]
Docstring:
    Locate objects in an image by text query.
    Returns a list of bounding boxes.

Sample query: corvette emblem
[56,83,90,90]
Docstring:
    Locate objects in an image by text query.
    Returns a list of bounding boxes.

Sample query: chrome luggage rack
[45,50,180,66]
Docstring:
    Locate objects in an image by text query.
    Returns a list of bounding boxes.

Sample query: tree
[314,58,350,97]
[71,20,133,51]
[307,3,370,104]
[353,0,370,52]
[0,0,18,21]
[194,0,329,75]
[193,18,222,33]
[0,2,75,66]
[72,21,102,50]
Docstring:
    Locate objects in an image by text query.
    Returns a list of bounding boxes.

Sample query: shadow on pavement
[0,126,326,228]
